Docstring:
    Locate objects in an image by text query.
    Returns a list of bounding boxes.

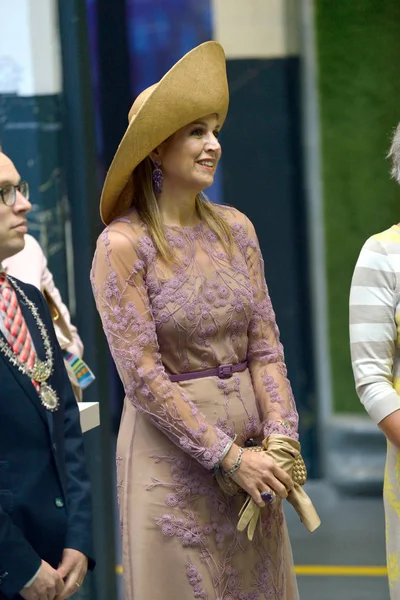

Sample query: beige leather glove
[237,495,262,540]
[237,435,321,540]
[264,435,321,532]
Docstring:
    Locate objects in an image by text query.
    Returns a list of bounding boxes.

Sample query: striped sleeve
[349,236,400,424]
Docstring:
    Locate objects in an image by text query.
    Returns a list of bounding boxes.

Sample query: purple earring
[152,160,163,194]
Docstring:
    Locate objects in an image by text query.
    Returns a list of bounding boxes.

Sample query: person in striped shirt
[350,123,400,599]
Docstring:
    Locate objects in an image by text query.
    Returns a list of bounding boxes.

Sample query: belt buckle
[218,364,233,379]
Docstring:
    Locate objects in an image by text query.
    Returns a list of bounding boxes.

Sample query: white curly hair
[388,123,400,184]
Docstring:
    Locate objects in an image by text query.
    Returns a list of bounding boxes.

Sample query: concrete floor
[287,481,388,599]
[115,480,389,599]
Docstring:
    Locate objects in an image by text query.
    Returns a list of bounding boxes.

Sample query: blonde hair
[389,123,400,184]
[132,157,233,261]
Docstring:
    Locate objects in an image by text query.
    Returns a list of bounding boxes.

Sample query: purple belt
[168,361,248,383]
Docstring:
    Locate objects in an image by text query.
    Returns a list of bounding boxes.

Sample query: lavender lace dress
[91,205,300,600]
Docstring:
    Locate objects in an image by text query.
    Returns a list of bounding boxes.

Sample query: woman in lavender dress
[91,43,301,600]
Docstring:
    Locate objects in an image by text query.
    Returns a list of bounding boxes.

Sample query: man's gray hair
[388,123,400,184]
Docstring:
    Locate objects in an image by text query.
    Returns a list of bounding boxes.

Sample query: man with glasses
[0,149,94,599]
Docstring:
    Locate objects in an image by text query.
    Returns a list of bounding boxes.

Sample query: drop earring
[152,160,163,194]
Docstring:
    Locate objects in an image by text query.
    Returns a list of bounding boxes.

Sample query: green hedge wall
[316,0,400,412]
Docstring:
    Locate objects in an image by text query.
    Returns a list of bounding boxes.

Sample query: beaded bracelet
[223,446,244,478]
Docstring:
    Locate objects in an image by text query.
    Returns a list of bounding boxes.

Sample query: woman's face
[155,114,222,194]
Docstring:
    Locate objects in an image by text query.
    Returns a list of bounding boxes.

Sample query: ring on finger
[260,490,275,503]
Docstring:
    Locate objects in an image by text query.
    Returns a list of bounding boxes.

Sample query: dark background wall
[221,57,318,474]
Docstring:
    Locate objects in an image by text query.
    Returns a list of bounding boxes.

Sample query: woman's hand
[220,444,293,507]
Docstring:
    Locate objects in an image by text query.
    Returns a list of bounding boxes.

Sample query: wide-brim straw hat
[100,41,229,225]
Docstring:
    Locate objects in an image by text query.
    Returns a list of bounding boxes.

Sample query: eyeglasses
[0,181,30,206]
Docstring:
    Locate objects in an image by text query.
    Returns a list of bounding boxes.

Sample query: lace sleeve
[244,218,299,440]
[91,225,232,469]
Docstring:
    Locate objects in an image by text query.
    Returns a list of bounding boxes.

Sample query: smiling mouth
[197,160,215,169]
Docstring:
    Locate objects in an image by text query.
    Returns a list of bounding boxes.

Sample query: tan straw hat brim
[100,41,229,225]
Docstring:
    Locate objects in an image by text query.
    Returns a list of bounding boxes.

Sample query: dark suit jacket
[0,278,94,599]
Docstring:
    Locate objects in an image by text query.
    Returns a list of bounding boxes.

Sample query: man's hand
[56,548,88,599]
[20,560,64,600]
